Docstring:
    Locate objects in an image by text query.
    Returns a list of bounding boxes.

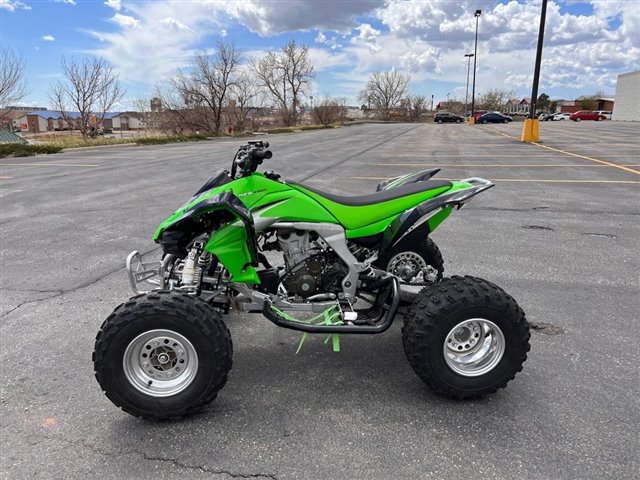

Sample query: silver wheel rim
[443,319,505,377]
[123,329,198,397]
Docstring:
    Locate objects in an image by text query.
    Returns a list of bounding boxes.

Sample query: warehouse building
[612,70,640,121]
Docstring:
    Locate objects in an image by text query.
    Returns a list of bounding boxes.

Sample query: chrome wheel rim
[123,329,198,397]
[443,319,505,377]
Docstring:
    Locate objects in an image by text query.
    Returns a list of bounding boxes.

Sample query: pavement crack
[0,247,159,318]
[1,291,65,319]
[139,453,278,478]
[5,428,278,479]
[297,124,421,182]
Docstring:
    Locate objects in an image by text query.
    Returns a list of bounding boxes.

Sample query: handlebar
[231,141,272,179]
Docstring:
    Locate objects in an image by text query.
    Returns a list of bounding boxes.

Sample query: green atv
[94,141,530,420]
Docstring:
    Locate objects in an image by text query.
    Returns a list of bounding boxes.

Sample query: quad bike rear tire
[402,276,530,398]
[93,291,232,420]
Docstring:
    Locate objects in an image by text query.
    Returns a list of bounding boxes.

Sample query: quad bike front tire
[378,237,444,304]
[93,291,233,420]
[403,276,530,398]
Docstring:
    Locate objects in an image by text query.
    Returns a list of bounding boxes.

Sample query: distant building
[0,106,48,129]
[150,97,162,113]
[15,111,146,132]
[103,112,145,130]
[18,111,79,132]
[559,96,615,114]
[612,70,640,121]
[506,98,531,116]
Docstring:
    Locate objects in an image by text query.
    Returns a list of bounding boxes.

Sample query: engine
[277,229,346,299]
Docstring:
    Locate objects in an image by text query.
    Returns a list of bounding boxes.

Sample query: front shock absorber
[181,243,203,286]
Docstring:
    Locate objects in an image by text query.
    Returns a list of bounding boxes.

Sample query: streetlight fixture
[470,9,481,124]
[464,53,474,118]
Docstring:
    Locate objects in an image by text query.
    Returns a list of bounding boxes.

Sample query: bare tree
[359,70,411,120]
[312,97,343,125]
[132,96,152,134]
[152,83,192,135]
[172,42,240,135]
[477,88,515,113]
[49,56,124,139]
[0,48,28,107]
[405,95,427,122]
[253,40,314,127]
[227,73,261,133]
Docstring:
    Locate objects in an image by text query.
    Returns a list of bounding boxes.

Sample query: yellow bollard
[469,117,476,125]
[521,118,540,142]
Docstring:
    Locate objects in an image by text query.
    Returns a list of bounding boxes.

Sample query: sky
[1,0,638,109]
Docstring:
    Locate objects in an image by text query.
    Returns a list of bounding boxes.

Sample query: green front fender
[206,221,260,284]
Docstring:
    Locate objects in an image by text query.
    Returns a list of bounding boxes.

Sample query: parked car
[538,113,554,121]
[434,111,464,124]
[552,113,571,121]
[569,110,606,122]
[473,110,488,121]
[477,112,513,124]
[595,110,612,120]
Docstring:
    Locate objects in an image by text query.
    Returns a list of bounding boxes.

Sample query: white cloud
[111,13,141,29]
[86,0,640,101]
[104,0,121,10]
[89,1,221,83]
[160,17,193,31]
[0,0,31,12]
[315,31,342,49]
[54,0,76,4]
[307,47,350,72]
[372,0,640,97]
[42,34,55,41]
[351,23,381,52]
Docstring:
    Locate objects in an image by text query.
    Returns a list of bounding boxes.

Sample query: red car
[569,110,606,122]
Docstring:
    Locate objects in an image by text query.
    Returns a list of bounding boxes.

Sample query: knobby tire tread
[93,291,233,420]
[402,275,530,399]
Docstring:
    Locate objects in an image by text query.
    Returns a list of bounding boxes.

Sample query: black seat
[289,180,452,207]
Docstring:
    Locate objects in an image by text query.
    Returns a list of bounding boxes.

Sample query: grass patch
[31,136,137,149]
[299,125,335,131]
[263,128,295,134]
[135,133,211,145]
[0,144,63,158]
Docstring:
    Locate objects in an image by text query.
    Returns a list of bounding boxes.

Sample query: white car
[552,112,571,121]
[595,110,612,120]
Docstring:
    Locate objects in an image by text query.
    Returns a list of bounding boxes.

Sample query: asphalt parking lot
[1,121,638,479]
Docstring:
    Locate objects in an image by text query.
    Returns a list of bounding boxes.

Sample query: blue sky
[1,0,638,109]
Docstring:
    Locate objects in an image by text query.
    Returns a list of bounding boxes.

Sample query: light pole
[522,0,548,142]
[470,9,481,123]
[464,53,474,118]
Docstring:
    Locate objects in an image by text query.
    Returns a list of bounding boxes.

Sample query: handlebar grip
[250,149,272,164]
